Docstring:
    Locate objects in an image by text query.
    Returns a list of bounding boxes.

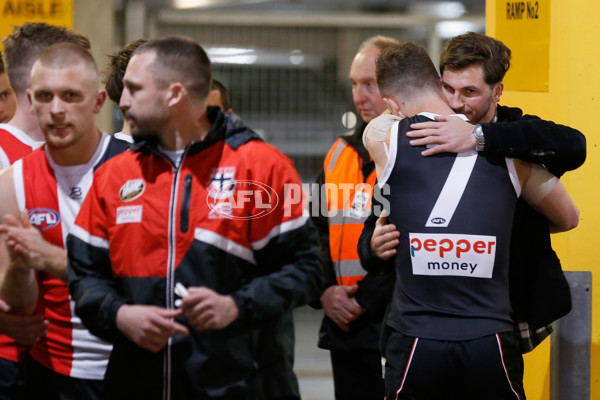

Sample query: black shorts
[0,357,21,400]
[383,330,525,400]
[16,356,104,400]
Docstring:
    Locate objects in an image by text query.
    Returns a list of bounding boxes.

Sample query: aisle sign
[496,0,550,91]
[0,0,73,47]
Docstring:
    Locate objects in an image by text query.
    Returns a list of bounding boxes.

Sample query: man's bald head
[33,42,98,86]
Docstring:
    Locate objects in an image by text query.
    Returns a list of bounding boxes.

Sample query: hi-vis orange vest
[323,137,377,287]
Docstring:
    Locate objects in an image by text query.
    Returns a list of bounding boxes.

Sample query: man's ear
[26,89,34,114]
[383,96,403,117]
[493,81,504,103]
[167,82,186,107]
[94,89,107,114]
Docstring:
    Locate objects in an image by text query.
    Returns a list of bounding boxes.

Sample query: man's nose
[119,89,131,111]
[353,86,367,105]
[50,97,65,115]
[447,93,464,111]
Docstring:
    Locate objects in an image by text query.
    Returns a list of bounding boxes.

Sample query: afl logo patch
[119,179,145,202]
[29,208,60,231]
[430,217,446,225]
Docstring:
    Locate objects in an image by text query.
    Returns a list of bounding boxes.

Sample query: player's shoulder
[93,148,138,179]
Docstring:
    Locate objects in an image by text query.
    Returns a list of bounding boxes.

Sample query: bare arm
[364,114,398,180]
[516,161,579,232]
[0,168,39,315]
[0,211,68,282]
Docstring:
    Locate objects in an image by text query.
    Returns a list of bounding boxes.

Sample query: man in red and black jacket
[67,37,323,400]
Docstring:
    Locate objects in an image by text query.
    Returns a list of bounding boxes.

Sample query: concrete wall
[74,0,114,133]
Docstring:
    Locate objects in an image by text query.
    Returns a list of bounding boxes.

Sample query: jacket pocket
[180,174,192,233]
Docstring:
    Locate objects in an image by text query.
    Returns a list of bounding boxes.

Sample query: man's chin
[45,136,73,150]
[131,130,161,141]
[361,112,377,123]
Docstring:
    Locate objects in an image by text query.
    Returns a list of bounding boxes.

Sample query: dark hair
[104,39,147,104]
[210,79,231,111]
[2,23,90,94]
[134,36,212,101]
[376,42,440,98]
[439,32,511,85]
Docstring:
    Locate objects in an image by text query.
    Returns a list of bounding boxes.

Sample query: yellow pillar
[486,0,598,399]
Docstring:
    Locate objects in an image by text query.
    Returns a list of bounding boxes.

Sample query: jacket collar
[131,106,261,157]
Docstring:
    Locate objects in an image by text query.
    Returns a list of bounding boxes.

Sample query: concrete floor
[293,306,335,400]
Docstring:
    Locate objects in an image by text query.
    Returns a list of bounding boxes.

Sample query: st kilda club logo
[206,167,279,220]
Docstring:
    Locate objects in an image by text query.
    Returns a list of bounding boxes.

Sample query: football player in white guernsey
[0,23,94,399]
[0,42,128,399]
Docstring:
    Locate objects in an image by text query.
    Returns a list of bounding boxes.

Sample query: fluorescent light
[211,54,259,64]
[207,47,255,56]
[435,21,482,39]
[173,0,272,10]
[206,47,257,64]
[205,46,322,68]
[408,2,466,19]
[290,50,305,65]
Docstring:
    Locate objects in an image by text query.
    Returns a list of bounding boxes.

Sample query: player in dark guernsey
[363,42,579,400]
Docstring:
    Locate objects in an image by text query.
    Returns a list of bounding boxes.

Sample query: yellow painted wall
[487,0,598,398]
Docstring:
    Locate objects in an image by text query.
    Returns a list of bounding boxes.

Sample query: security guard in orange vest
[309,36,399,400]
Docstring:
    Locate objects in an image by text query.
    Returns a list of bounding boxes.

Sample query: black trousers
[330,348,384,400]
[383,330,526,400]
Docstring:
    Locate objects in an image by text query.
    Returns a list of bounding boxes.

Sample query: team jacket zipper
[163,147,190,400]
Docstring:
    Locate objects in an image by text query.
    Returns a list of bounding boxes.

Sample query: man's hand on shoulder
[407,115,476,156]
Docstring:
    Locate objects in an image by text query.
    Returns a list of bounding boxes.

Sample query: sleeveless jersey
[0,124,44,169]
[0,124,44,363]
[11,133,120,379]
[382,113,520,340]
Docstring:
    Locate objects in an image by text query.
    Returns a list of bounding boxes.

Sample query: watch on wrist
[473,124,485,152]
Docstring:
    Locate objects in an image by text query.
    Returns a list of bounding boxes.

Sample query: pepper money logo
[206,179,279,220]
[29,208,60,231]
